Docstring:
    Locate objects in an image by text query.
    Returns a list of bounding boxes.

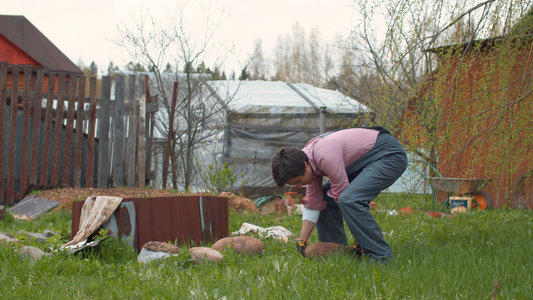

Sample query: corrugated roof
[208,80,370,114]
[0,15,82,74]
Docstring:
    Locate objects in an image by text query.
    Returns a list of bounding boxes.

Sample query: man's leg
[338,153,407,260]
[316,182,348,245]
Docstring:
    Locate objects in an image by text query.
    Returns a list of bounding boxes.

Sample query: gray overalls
[315,128,407,262]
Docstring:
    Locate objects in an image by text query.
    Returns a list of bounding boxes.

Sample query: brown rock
[304,242,355,258]
[142,241,181,254]
[211,236,264,255]
[189,247,223,264]
[427,211,441,218]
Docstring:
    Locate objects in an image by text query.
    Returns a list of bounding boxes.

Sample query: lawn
[1,193,531,299]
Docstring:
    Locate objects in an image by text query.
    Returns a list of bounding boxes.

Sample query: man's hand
[296,240,307,256]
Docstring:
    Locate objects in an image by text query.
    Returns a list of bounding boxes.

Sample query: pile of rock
[138,235,265,265]
[0,229,60,260]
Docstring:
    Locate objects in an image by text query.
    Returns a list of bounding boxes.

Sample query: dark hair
[271,147,309,187]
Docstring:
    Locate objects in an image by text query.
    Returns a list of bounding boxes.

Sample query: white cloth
[61,196,123,248]
[232,223,296,242]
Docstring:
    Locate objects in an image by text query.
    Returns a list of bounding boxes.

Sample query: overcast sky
[2,0,359,74]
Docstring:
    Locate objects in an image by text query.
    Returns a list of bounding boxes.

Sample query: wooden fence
[0,62,158,205]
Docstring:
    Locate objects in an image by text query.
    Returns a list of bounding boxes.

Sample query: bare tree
[270,22,334,86]
[247,39,268,80]
[337,0,533,201]
[114,1,236,191]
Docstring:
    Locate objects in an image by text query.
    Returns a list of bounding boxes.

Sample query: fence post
[113,75,125,187]
[62,75,78,186]
[73,76,85,187]
[86,77,97,188]
[7,65,19,203]
[126,75,138,187]
[39,73,55,187]
[51,74,66,187]
[0,62,7,204]
[98,76,111,188]
[137,76,146,188]
[19,66,32,196]
[29,70,44,186]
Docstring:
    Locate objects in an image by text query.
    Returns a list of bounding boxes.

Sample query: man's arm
[298,207,320,242]
[299,220,316,242]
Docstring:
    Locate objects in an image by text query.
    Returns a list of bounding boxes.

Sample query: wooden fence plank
[19,65,32,196]
[86,77,97,188]
[40,73,55,187]
[137,76,147,188]
[0,62,7,203]
[74,76,85,187]
[113,75,125,187]
[51,74,66,187]
[145,75,154,182]
[29,70,44,186]
[98,76,111,188]
[126,75,137,187]
[61,76,77,186]
[7,65,19,203]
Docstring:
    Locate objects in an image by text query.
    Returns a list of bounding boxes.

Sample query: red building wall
[0,34,40,66]
[426,41,532,208]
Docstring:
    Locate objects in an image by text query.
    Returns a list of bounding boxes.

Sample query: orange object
[400,206,413,216]
[369,202,377,209]
[427,211,441,218]
[472,194,489,210]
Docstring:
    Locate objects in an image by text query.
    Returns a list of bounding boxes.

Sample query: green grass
[1,193,532,299]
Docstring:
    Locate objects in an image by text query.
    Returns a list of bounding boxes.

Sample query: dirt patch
[219,192,259,213]
[34,187,258,213]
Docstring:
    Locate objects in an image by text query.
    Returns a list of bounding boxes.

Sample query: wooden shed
[400,35,533,209]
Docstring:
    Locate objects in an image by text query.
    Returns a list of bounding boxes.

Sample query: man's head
[271,147,312,188]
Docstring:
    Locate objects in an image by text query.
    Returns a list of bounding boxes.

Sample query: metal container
[71,195,229,252]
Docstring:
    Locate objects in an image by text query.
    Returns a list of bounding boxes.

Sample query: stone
[189,247,223,264]
[0,231,18,243]
[304,242,355,258]
[27,232,48,242]
[42,230,59,237]
[211,236,264,255]
[427,211,442,218]
[18,246,50,260]
[142,241,181,254]
[137,248,180,264]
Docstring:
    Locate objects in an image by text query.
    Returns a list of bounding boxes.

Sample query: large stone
[304,242,355,258]
[189,247,223,264]
[211,236,264,255]
[18,246,50,260]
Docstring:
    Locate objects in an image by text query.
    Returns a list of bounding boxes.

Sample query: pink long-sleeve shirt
[299,128,380,210]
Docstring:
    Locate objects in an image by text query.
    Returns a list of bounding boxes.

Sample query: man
[271,127,407,262]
